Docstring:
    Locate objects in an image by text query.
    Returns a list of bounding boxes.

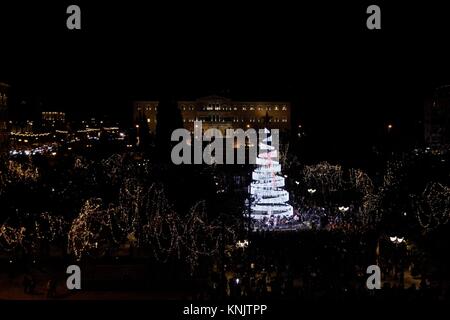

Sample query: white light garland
[414,182,450,231]
[247,129,294,229]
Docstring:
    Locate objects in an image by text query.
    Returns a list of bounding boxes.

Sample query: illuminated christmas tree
[248,129,293,230]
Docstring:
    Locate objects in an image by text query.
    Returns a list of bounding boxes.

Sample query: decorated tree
[413,182,450,232]
[68,198,120,260]
[248,129,294,230]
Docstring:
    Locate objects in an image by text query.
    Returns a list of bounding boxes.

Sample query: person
[420,277,428,290]
[46,279,57,298]
[23,274,31,294]
[29,275,36,294]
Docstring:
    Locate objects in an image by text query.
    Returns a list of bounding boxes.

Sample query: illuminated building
[425,85,450,152]
[133,96,291,134]
[41,111,67,131]
[0,82,10,151]
[42,111,66,122]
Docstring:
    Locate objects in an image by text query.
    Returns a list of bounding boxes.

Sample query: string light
[414,182,450,232]
[10,132,51,137]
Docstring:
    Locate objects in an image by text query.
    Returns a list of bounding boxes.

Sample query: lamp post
[135,124,140,147]
[389,236,404,245]
[389,235,405,285]
[307,188,316,207]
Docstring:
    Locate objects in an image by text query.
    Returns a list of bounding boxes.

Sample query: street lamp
[388,235,406,286]
[389,236,404,244]
[135,124,140,146]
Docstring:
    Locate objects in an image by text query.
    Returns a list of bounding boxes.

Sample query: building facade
[41,111,66,130]
[425,86,450,152]
[133,96,291,134]
[42,111,66,122]
[0,82,10,151]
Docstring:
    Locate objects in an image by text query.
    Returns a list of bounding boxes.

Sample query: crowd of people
[251,204,362,232]
[199,231,450,301]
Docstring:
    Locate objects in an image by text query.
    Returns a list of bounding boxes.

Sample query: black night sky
[2,1,450,160]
